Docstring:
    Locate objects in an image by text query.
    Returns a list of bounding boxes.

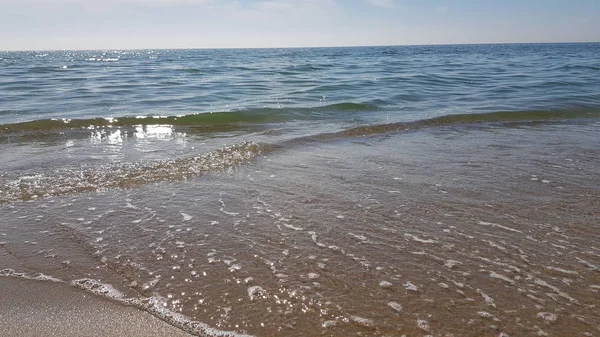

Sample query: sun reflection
[85,124,188,161]
[88,124,183,143]
[134,124,174,139]
[90,129,124,144]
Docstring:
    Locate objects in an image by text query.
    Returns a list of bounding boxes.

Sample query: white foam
[477,311,493,319]
[283,223,304,231]
[489,271,515,285]
[218,198,239,216]
[404,281,418,292]
[476,289,496,308]
[181,213,193,221]
[71,279,125,300]
[379,280,393,288]
[348,233,369,243]
[308,273,319,279]
[477,311,500,321]
[405,233,436,243]
[247,286,265,300]
[70,278,255,337]
[575,257,599,271]
[444,260,461,269]
[33,273,63,283]
[483,240,508,252]
[228,264,242,272]
[138,296,254,337]
[322,320,337,328]
[388,301,403,313]
[478,221,522,233]
[545,266,579,275]
[532,278,579,304]
[417,319,430,332]
[308,231,326,248]
[350,316,374,327]
[1,269,63,283]
[536,312,557,322]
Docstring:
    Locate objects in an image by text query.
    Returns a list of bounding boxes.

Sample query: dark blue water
[1,44,599,128]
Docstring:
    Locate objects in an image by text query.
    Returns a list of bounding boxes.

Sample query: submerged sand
[1,121,599,336]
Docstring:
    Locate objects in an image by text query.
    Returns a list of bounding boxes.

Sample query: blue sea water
[1,43,599,128]
[1,44,600,337]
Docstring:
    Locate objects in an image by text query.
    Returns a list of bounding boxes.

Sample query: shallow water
[1,44,600,336]
[2,120,600,336]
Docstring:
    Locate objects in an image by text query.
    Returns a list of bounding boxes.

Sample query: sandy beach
[0,277,192,337]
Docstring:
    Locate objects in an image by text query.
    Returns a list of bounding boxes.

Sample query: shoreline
[0,276,192,337]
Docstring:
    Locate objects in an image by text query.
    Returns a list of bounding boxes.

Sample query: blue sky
[1,0,599,50]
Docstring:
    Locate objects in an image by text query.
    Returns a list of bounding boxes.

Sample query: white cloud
[0,0,215,5]
[112,0,214,5]
[214,0,341,27]
[253,0,336,12]
[256,1,295,11]
[366,0,396,9]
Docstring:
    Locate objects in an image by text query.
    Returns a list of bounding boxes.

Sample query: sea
[1,43,599,336]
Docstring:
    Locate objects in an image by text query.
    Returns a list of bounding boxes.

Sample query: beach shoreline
[0,276,192,337]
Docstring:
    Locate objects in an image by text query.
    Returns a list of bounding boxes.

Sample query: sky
[1,0,599,50]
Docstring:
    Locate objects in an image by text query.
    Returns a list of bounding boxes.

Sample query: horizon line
[1,41,599,53]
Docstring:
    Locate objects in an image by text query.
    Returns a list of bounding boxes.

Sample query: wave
[2,106,597,135]
[289,108,600,143]
[0,102,377,133]
[0,141,270,203]
[1,108,598,203]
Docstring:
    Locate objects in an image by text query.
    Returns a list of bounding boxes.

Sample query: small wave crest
[289,108,600,144]
[1,270,253,337]
[0,141,269,203]
[1,268,63,283]
[71,278,254,337]
[2,108,598,203]
[2,106,594,137]
[0,102,377,133]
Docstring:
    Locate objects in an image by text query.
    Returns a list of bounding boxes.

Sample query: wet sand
[1,121,599,336]
[0,277,192,337]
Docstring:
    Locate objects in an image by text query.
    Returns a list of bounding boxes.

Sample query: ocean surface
[1,43,599,336]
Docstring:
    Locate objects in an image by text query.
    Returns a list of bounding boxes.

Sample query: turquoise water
[1,44,600,337]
